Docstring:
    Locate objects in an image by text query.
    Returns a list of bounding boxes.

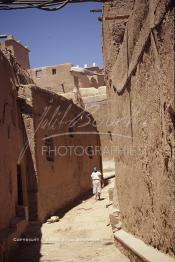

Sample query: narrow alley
[12,178,129,262]
[0,1,175,262]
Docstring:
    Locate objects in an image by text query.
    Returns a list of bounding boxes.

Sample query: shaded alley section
[11,178,129,262]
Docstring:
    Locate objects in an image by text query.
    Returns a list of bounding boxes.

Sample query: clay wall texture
[0,36,30,69]
[29,64,75,94]
[0,49,36,259]
[80,86,112,160]
[84,100,110,160]
[77,67,105,89]
[103,0,175,256]
[21,85,102,222]
[0,49,21,231]
[29,64,105,95]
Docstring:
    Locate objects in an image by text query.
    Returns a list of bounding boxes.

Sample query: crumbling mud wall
[0,49,37,259]
[29,64,105,95]
[21,85,102,222]
[34,89,102,222]
[103,0,175,257]
[0,35,30,70]
[29,64,75,94]
[76,66,105,89]
[0,49,21,235]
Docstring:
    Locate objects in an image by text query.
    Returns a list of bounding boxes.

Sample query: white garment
[91,171,102,180]
[92,180,101,194]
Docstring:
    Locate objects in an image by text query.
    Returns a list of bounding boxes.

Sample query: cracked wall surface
[103,0,175,257]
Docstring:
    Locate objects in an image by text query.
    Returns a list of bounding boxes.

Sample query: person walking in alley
[91,167,104,200]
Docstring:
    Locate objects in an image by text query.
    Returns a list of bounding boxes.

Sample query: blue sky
[0,2,102,68]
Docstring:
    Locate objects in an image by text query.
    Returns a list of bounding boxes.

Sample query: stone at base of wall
[114,230,175,262]
[109,210,121,231]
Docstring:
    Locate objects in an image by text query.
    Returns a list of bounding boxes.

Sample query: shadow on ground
[9,222,42,262]
[8,178,110,262]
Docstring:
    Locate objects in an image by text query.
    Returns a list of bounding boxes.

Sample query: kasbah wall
[0,47,37,259]
[19,84,101,222]
[0,38,101,259]
[102,0,175,257]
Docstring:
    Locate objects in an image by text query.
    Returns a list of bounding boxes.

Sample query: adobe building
[0,38,102,259]
[0,35,30,69]
[102,0,175,260]
[29,64,105,95]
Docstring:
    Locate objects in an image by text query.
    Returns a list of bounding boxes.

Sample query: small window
[61,83,65,93]
[17,164,24,206]
[36,69,43,78]
[68,126,74,138]
[113,85,117,92]
[87,146,93,159]
[52,68,56,75]
[74,76,79,87]
[45,137,54,161]
[108,131,112,141]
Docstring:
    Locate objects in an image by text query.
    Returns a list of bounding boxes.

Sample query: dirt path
[38,179,129,262]
[11,178,129,261]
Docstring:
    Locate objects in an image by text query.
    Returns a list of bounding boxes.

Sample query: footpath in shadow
[9,222,42,262]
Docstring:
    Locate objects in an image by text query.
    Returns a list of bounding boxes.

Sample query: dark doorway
[17,164,24,205]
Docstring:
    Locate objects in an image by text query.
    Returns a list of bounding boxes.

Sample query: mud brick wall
[103,0,175,256]
[23,85,102,222]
